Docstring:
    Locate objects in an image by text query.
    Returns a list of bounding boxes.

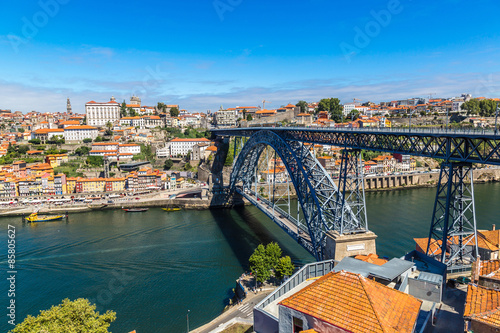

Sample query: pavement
[424,283,467,333]
[192,280,276,333]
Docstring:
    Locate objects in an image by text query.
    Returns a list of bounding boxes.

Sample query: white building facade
[169,138,211,157]
[64,126,98,142]
[86,98,121,127]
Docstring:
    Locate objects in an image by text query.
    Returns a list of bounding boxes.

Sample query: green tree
[462,99,480,115]
[86,156,104,167]
[10,298,116,333]
[120,101,127,117]
[296,100,308,114]
[74,146,91,156]
[164,159,174,170]
[83,138,92,143]
[249,245,271,284]
[94,136,103,142]
[184,162,192,170]
[246,114,253,121]
[170,107,180,117]
[17,145,29,154]
[28,138,41,144]
[318,98,343,122]
[106,121,113,130]
[17,127,25,133]
[265,242,282,269]
[157,102,166,113]
[348,109,360,121]
[274,256,295,281]
[224,153,233,166]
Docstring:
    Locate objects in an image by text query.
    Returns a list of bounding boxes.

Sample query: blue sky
[0,0,499,113]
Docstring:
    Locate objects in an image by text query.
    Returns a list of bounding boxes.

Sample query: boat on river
[123,208,149,212]
[25,211,66,223]
[162,207,181,212]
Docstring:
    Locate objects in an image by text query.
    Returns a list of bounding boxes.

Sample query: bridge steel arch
[229,130,363,260]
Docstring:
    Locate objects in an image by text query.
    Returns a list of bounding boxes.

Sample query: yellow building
[66,177,77,194]
[106,178,126,192]
[46,154,69,168]
[81,178,106,193]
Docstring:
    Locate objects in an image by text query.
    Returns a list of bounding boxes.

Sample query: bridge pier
[427,162,478,269]
[324,230,378,261]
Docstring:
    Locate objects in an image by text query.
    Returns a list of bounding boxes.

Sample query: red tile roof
[464,284,500,328]
[279,270,422,333]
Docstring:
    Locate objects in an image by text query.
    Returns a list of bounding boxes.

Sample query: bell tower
[66,98,72,114]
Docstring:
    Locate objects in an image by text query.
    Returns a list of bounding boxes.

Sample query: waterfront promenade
[0,186,210,217]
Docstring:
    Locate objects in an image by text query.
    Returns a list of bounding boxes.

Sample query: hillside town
[0,93,498,198]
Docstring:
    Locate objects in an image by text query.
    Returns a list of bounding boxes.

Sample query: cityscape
[2,1,500,333]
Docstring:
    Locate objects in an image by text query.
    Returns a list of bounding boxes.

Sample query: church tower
[67,98,72,114]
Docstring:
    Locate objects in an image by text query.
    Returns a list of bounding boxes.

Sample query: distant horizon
[1,92,498,115]
[1,0,499,114]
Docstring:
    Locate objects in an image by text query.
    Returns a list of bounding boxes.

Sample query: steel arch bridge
[213,125,500,268]
[228,130,365,260]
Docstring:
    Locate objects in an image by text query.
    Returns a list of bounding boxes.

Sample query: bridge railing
[216,125,500,136]
[253,259,337,322]
[236,188,315,254]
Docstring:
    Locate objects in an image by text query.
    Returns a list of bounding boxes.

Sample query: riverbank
[0,190,212,217]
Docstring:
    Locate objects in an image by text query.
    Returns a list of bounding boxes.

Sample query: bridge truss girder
[427,162,479,268]
[214,128,500,165]
[337,149,368,234]
[229,130,361,260]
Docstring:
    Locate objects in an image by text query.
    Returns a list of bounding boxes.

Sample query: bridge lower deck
[236,188,314,254]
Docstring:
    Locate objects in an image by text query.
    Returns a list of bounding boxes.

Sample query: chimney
[493,224,496,231]
[474,255,481,282]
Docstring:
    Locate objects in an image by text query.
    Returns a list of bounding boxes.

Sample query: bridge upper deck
[212,126,500,165]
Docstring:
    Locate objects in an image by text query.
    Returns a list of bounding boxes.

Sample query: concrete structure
[324,230,377,261]
[86,97,120,127]
[214,108,237,128]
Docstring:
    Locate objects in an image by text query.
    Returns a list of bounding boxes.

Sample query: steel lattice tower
[427,162,479,268]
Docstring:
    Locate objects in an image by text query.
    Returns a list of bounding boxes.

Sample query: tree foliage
[246,114,253,121]
[83,138,92,143]
[86,155,104,167]
[318,98,343,122]
[462,98,499,116]
[296,100,308,113]
[74,146,91,156]
[164,159,174,170]
[170,107,180,117]
[248,242,294,284]
[10,298,116,333]
[274,256,295,280]
[28,138,41,144]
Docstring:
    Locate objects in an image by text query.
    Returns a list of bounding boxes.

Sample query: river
[1,183,499,332]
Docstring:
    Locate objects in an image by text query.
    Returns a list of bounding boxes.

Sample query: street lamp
[187,309,190,333]
[408,109,412,132]
[495,102,499,135]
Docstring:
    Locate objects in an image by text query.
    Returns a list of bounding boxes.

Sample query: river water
[1,183,499,333]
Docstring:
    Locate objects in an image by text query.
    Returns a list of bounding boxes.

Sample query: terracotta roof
[60,120,80,125]
[354,253,388,266]
[92,142,119,146]
[300,330,319,333]
[65,125,97,130]
[414,237,444,255]
[472,260,500,282]
[464,284,500,328]
[170,138,210,142]
[279,270,422,333]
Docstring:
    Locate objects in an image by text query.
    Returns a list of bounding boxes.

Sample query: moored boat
[25,212,66,223]
[123,208,149,212]
[162,207,181,212]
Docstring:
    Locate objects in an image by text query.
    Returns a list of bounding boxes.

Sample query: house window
[293,317,303,333]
